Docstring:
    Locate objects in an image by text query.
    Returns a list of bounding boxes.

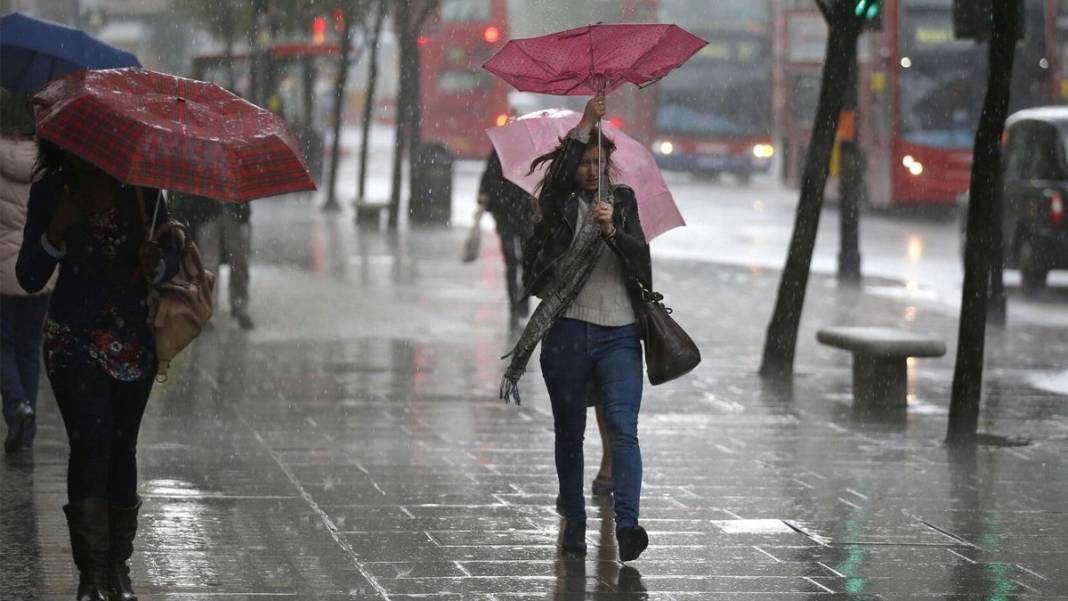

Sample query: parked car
[959,106,1068,291]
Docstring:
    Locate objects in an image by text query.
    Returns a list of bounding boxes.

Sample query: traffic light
[854,0,883,31]
[312,15,326,45]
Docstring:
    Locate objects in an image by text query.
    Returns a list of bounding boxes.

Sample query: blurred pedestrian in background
[477,147,534,326]
[17,139,179,601]
[1,89,51,454]
[169,193,254,330]
[500,96,652,561]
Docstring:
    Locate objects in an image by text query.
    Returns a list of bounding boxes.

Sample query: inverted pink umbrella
[482,23,707,96]
[484,23,704,231]
[486,109,684,241]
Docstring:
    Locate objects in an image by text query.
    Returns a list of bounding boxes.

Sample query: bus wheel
[1018,240,1048,293]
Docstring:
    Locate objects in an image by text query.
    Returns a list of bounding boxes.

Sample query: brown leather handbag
[137,189,216,381]
[632,281,701,385]
[147,221,215,380]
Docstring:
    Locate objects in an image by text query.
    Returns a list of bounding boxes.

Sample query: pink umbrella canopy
[482,23,706,96]
[486,109,684,241]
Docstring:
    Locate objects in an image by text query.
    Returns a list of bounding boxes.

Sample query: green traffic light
[855,0,881,20]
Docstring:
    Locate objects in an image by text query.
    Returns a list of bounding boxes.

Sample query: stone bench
[354,200,388,228]
[816,326,946,410]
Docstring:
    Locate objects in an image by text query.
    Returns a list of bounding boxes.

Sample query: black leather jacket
[521,135,652,310]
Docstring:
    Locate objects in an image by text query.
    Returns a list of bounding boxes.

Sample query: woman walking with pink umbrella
[489,22,705,562]
[500,95,652,560]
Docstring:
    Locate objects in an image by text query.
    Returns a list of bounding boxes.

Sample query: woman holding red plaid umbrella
[17,140,179,601]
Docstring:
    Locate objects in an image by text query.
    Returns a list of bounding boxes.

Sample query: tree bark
[387,1,438,230]
[357,0,387,203]
[946,0,1019,445]
[388,6,416,229]
[759,3,863,380]
[324,4,359,211]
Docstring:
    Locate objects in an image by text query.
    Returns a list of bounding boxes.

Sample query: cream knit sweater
[562,196,636,327]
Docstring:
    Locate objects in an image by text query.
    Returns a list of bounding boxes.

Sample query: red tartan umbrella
[32,67,316,203]
[482,23,706,96]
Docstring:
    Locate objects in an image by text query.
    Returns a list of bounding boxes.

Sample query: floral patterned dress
[42,207,153,382]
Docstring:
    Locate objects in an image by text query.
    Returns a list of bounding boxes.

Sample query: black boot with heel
[109,499,142,601]
[63,499,110,601]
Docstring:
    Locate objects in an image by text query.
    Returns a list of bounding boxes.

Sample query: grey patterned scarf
[499,204,605,405]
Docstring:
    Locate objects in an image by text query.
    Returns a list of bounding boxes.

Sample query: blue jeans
[540,318,643,529]
[1,294,50,428]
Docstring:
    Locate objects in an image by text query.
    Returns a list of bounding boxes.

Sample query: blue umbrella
[0,12,141,94]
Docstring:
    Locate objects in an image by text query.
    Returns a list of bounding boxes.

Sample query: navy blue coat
[16,170,179,335]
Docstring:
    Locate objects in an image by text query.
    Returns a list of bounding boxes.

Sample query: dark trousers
[1,294,50,425]
[540,318,643,529]
[48,360,153,505]
[498,228,528,317]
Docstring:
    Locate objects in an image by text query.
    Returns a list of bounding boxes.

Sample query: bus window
[442,0,491,22]
[898,4,985,149]
[437,68,491,93]
[660,0,768,30]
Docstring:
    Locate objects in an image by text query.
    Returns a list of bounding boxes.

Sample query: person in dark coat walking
[169,192,254,330]
[17,139,179,601]
[478,148,534,324]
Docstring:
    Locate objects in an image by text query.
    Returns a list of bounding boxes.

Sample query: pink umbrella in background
[486,109,684,241]
[482,23,706,96]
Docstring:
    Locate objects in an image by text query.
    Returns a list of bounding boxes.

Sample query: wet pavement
[3,196,1067,600]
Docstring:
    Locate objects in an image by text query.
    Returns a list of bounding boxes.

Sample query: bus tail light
[484,26,500,44]
[607,116,623,129]
[1050,190,1065,227]
[495,113,508,127]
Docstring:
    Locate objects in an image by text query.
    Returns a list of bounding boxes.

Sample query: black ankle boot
[109,499,142,601]
[560,519,587,554]
[616,524,648,562]
[63,499,110,601]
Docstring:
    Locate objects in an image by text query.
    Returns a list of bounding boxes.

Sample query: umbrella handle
[134,187,162,240]
[149,191,161,240]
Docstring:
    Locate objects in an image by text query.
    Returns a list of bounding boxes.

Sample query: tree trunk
[759,6,862,380]
[324,5,358,212]
[357,0,387,202]
[221,2,237,93]
[946,0,1019,445]
[388,11,417,230]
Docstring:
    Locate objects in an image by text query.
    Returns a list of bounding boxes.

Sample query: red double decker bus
[779,0,1066,207]
[418,0,510,160]
[649,0,776,184]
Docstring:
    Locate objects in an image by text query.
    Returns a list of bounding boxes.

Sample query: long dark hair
[528,125,617,219]
[33,138,69,180]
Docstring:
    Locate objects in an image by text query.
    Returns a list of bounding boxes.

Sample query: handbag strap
[601,230,666,307]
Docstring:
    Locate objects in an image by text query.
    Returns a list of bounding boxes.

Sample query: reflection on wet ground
[2,198,1067,599]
